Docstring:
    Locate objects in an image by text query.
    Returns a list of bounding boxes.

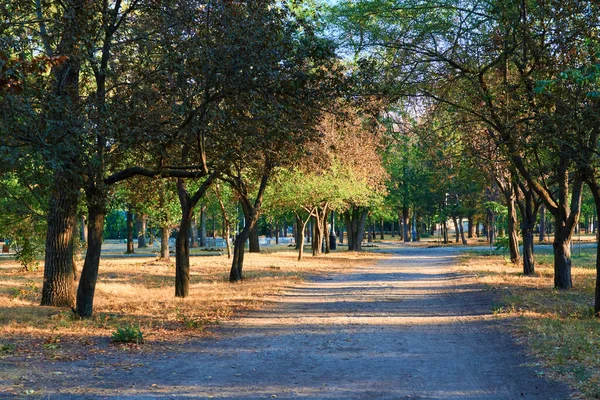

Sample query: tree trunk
[175,203,193,297]
[75,201,105,318]
[190,213,198,248]
[402,207,410,242]
[249,222,260,253]
[81,215,88,244]
[160,226,170,261]
[507,193,520,265]
[452,216,460,243]
[522,229,535,275]
[175,175,216,296]
[295,216,302,250]
[126,210,134,254]
[199,204,207,247]
[467,217,474,239]
[41,187,78,308]
[296,213,311,261]
[539,205,546,242]
[553,231,573,289]
[230,225,250,282]
[344,206,368,251]
[458,217,467,245]
[442,220,448,244]
[137,215,147,248]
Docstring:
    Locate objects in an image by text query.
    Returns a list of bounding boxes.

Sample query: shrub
[111,324,143,344]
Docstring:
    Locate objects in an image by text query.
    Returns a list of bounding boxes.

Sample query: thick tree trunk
[230,225,250,282]
[402,207,410,242]
[126,210,134,254]
[175,203,193,297]
[344,206,368,251]
[522,229,535,275]
[160,226,170,261]
[41,187,78,308]
[75,202,105,318]
[312,215,323,255]
[249,222,260,253]
[467,217,474,239]
[553,230,573,289]
[295,216,302,250]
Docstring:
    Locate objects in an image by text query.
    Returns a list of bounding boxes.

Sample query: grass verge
[0,248,384,358]
[458,246,600,399]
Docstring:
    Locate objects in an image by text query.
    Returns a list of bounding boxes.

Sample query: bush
[12,236,43,271]
[111,324,143,344]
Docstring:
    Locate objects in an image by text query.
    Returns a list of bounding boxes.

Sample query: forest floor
[0,244,577,399]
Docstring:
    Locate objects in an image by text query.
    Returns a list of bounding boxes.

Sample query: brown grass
[456,250,600,399]
[0,248,384,358]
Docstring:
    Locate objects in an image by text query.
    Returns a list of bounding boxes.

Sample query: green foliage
[111,324,143,344]
[12,237,43,271]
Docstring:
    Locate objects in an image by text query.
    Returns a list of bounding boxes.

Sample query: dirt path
[5,246,572,399]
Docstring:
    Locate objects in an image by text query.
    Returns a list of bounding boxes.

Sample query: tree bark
[507,189,520,265]
[41,186,78,308]
[452,216,460,243]
[295,216,302,250]
[81,215,88,244]
[344,206,368,251]
[539,205,546,242]
[175,202,193,297]
[402,207,410,242]
[248,221,260,253]
[190,213,198,248]
[126,210,134,254]
[137,215,147,248]
[75,199,106,318]
[458,217,467,245]
[467,217,474,239]
[160,226,170,261]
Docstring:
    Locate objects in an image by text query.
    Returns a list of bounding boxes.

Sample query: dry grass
[0,247,384,359]
[456,247,600,399]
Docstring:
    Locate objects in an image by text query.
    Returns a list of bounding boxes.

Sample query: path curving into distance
[16,246,573,399]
